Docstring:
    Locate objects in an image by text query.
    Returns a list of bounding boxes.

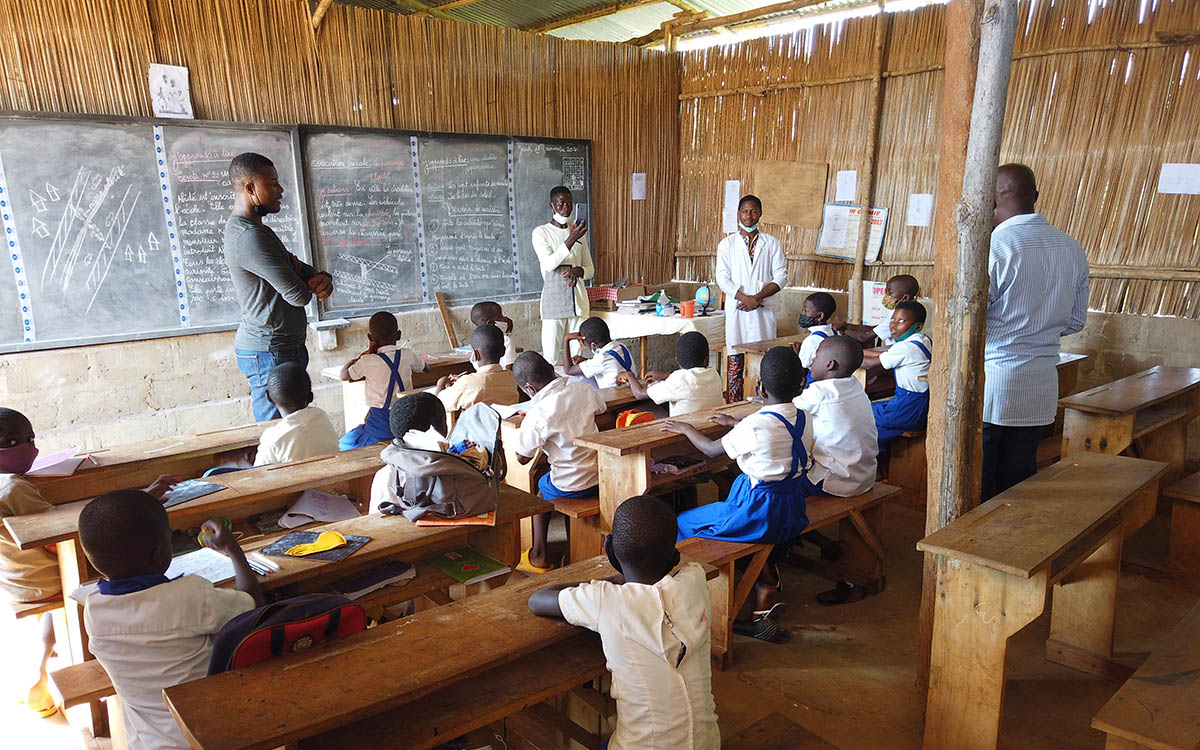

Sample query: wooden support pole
[435,292,459,348]
[848,4,889,324]
[917,0,1017,699]
[311,0,335,30]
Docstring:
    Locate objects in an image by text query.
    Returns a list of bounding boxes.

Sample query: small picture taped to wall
[148,63,194,119]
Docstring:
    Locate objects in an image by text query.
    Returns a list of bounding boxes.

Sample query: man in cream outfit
[532,186,594,366]
[715,194,787,399]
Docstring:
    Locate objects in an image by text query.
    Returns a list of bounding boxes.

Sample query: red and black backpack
[207,593,367,674]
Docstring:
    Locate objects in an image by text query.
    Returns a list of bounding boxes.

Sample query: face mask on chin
[738,222,759,233]
[552,210,572,226]
[894,323,922,342]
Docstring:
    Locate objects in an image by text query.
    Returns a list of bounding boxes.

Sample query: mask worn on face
[894,323,922,342]
[882,293,898,310]
[0,442,38,474]
[738,222,759,233]
[797,314,817,328]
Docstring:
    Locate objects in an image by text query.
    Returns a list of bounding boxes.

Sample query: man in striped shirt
[981,164,1089,500]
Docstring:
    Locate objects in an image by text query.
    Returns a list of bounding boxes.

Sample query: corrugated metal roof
[549,3,680,42]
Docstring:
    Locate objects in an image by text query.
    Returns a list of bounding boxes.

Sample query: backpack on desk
[207,593,366,674]
[381,403,508,522]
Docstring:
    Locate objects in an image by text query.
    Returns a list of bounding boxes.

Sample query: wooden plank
[731,332,810,356]
[434,291,459,348]
[49,659,114,709]
[550,495,600,519]
[1092,601,1200,750]
[1164,472,1200,504]
[917,453,1166,578]
[575,400,758,456]
[726,712,839,750]
[10,594,62,619]
[1059,366,1200,417]
[1132,402,1193,441]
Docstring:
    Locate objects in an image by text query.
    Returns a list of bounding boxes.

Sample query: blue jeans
[235,346,309,422]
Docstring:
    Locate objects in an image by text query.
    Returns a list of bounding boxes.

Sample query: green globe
[695,284,714,310]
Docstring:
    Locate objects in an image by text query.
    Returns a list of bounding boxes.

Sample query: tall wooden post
[916,0,1018,697]
[848,4,889,324]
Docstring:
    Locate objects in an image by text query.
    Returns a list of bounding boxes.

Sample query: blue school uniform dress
[676,404,814,545]
[798,325,834,387]
[872,331,933,449]
[339,350,407,450]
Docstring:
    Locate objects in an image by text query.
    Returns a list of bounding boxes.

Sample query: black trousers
[981,422,1048,501]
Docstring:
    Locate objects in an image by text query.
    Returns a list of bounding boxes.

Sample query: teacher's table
[321,351,474,431]
[592,309,726,382]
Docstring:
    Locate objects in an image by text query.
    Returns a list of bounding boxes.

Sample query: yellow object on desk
[285,531,348,557]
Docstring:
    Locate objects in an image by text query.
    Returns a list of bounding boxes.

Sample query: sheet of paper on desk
[28,447,85,476]
[490,403,524,420]
[279,489,360,529]
[162,479,226,509]
[166,547,236,584]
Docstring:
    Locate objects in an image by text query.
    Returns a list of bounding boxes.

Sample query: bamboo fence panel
[0,0,680,288]
[675,0,1200,317]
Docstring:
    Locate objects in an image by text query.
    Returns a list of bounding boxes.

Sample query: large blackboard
[303,127,592,319]
[0,115,307,352]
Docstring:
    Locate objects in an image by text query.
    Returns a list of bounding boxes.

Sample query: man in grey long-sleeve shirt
[224,153,333,422]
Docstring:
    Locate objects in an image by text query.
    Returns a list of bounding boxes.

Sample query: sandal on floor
[752,602,787,620]
[516,549,555,575]
[816,581,867,606]
[25,687,58,719]
[734,615,791,643]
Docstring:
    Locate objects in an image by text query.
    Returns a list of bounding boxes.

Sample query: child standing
[512,352,606,573]
[561,317,636,390]
[795,292,837,384]
[622,331,723,416]
[433,325,519,413]
[469,301,517,369]
[339,311,426,449]
[529,494,719,750]
[253,362,339,466]
[863,301,932,449]
[79,491,262,750]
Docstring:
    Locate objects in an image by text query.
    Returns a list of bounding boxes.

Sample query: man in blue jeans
[224,153,333,422]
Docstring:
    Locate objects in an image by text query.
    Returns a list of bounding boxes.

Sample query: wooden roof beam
[433,0,490,10]
[388,0,459,21]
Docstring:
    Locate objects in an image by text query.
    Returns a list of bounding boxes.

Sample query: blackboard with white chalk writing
[0,115,307,352]
[302,126,592,319]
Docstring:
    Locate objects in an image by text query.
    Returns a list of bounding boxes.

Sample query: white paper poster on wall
[816,203,889,262]
[631,172,647,200]
[148,64,194,119]
[1157,163,1200,195]
[835,170,858,202]
[863,280,890,327]
[906,193,934,226]
[722,179,741,234]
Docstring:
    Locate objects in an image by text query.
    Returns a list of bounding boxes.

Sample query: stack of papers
[279,490,361,529]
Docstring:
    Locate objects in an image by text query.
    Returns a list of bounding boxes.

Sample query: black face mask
[797,314,817,328]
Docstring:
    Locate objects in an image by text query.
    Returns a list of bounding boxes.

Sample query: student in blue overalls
[560,316,636,389]
[793,292,837,387]
[662,346,816,644]
[338,311,427,449]
[861,301,932,451]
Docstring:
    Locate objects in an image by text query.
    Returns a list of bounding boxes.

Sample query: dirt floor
[2,504,1194,750]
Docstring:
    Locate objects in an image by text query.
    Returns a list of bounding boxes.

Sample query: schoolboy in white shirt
[794,292,837,385]
[529,494,719,750]
[862,301,933,450]
[561,316,635,390]
[254,362,339,466]
[512,352,606,573]
[79,491,262,750]
[623,331,723,417]
[339,311,427,449]
[469,300,517,369]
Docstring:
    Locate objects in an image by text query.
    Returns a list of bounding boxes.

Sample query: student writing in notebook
[433,325,519,413]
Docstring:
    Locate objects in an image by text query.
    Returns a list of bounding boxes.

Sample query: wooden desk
[575,400,760,528]
[1163,472,1200,576]
[855,347,897,398]
[593,309,726,379]
[918,453,1167,750]
[27,422,268,504]
[732,333,809,400]
[1056,351,1089,398]
[1060,365,1200,486]
[164,556,715,750]
[320,353,474,431]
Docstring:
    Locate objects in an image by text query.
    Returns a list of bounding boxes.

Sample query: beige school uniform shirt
[558,563,719,750]
[646,367,724,417]
[84,576,255,750]
[0,473,61,603]
[253,406,340,466]
[348,345,426,409]
[437,364,519,413]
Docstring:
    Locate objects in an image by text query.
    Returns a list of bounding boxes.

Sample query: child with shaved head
[253,361,339,466]
[339,311,428,449]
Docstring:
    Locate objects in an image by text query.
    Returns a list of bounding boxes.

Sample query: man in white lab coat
[715,194,788,400]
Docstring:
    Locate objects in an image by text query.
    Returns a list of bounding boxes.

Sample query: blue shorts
[538,472,598,501]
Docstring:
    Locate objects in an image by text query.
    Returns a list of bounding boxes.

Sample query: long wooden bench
[918,453,1167,750]
[1163,472,1200,577]
[1091,600,1200,750]
[10,593,63,619]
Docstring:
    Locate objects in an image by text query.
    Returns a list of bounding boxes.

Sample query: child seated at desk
[663,346,813,643]
[622,331,723,417]
[339,311,426,449]
[253,362,339,466]
[0,408,174,717]
[512,352,606,573]
[470,300,517,369]
[862,301,932,450]
[833,274,920,346]
[795,292,837,384]
[561,316,635,389]
[433,325,519,413]
[79,491,262,750]
[529,494,719,750]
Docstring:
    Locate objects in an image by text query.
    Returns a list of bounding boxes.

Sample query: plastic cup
[680,300,695,318]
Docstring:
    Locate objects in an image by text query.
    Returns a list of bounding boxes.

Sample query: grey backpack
[379,403,507,521]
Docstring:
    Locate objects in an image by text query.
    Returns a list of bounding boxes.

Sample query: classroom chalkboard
[303,126,592,319]
[0,115,308,352]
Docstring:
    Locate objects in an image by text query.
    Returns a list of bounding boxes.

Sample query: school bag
[378,402,508,522]
[207,593,366,674]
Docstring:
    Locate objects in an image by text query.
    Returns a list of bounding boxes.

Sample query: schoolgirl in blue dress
[862,301,932,450]
[338,312,427,449]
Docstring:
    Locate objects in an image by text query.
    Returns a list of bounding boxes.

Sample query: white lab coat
[715,231,787,348]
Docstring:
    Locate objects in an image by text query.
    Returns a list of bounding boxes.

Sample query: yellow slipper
[285,531,348,557]
[26,686,58,718]
[516,549,554,575]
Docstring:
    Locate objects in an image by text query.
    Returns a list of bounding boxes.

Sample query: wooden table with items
[593,309,726,380]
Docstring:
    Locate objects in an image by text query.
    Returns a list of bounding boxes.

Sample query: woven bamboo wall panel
[0,0,680,286]
[676,0,1200,317]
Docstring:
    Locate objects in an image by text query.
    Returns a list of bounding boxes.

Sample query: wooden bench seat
[547,493,606,566]
[10,593,62,619]
[1163,472,1200,577]
[726,712,839,749]
[1092,600,1200,750]
[887,431,926,509]
[50,659,114,709]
